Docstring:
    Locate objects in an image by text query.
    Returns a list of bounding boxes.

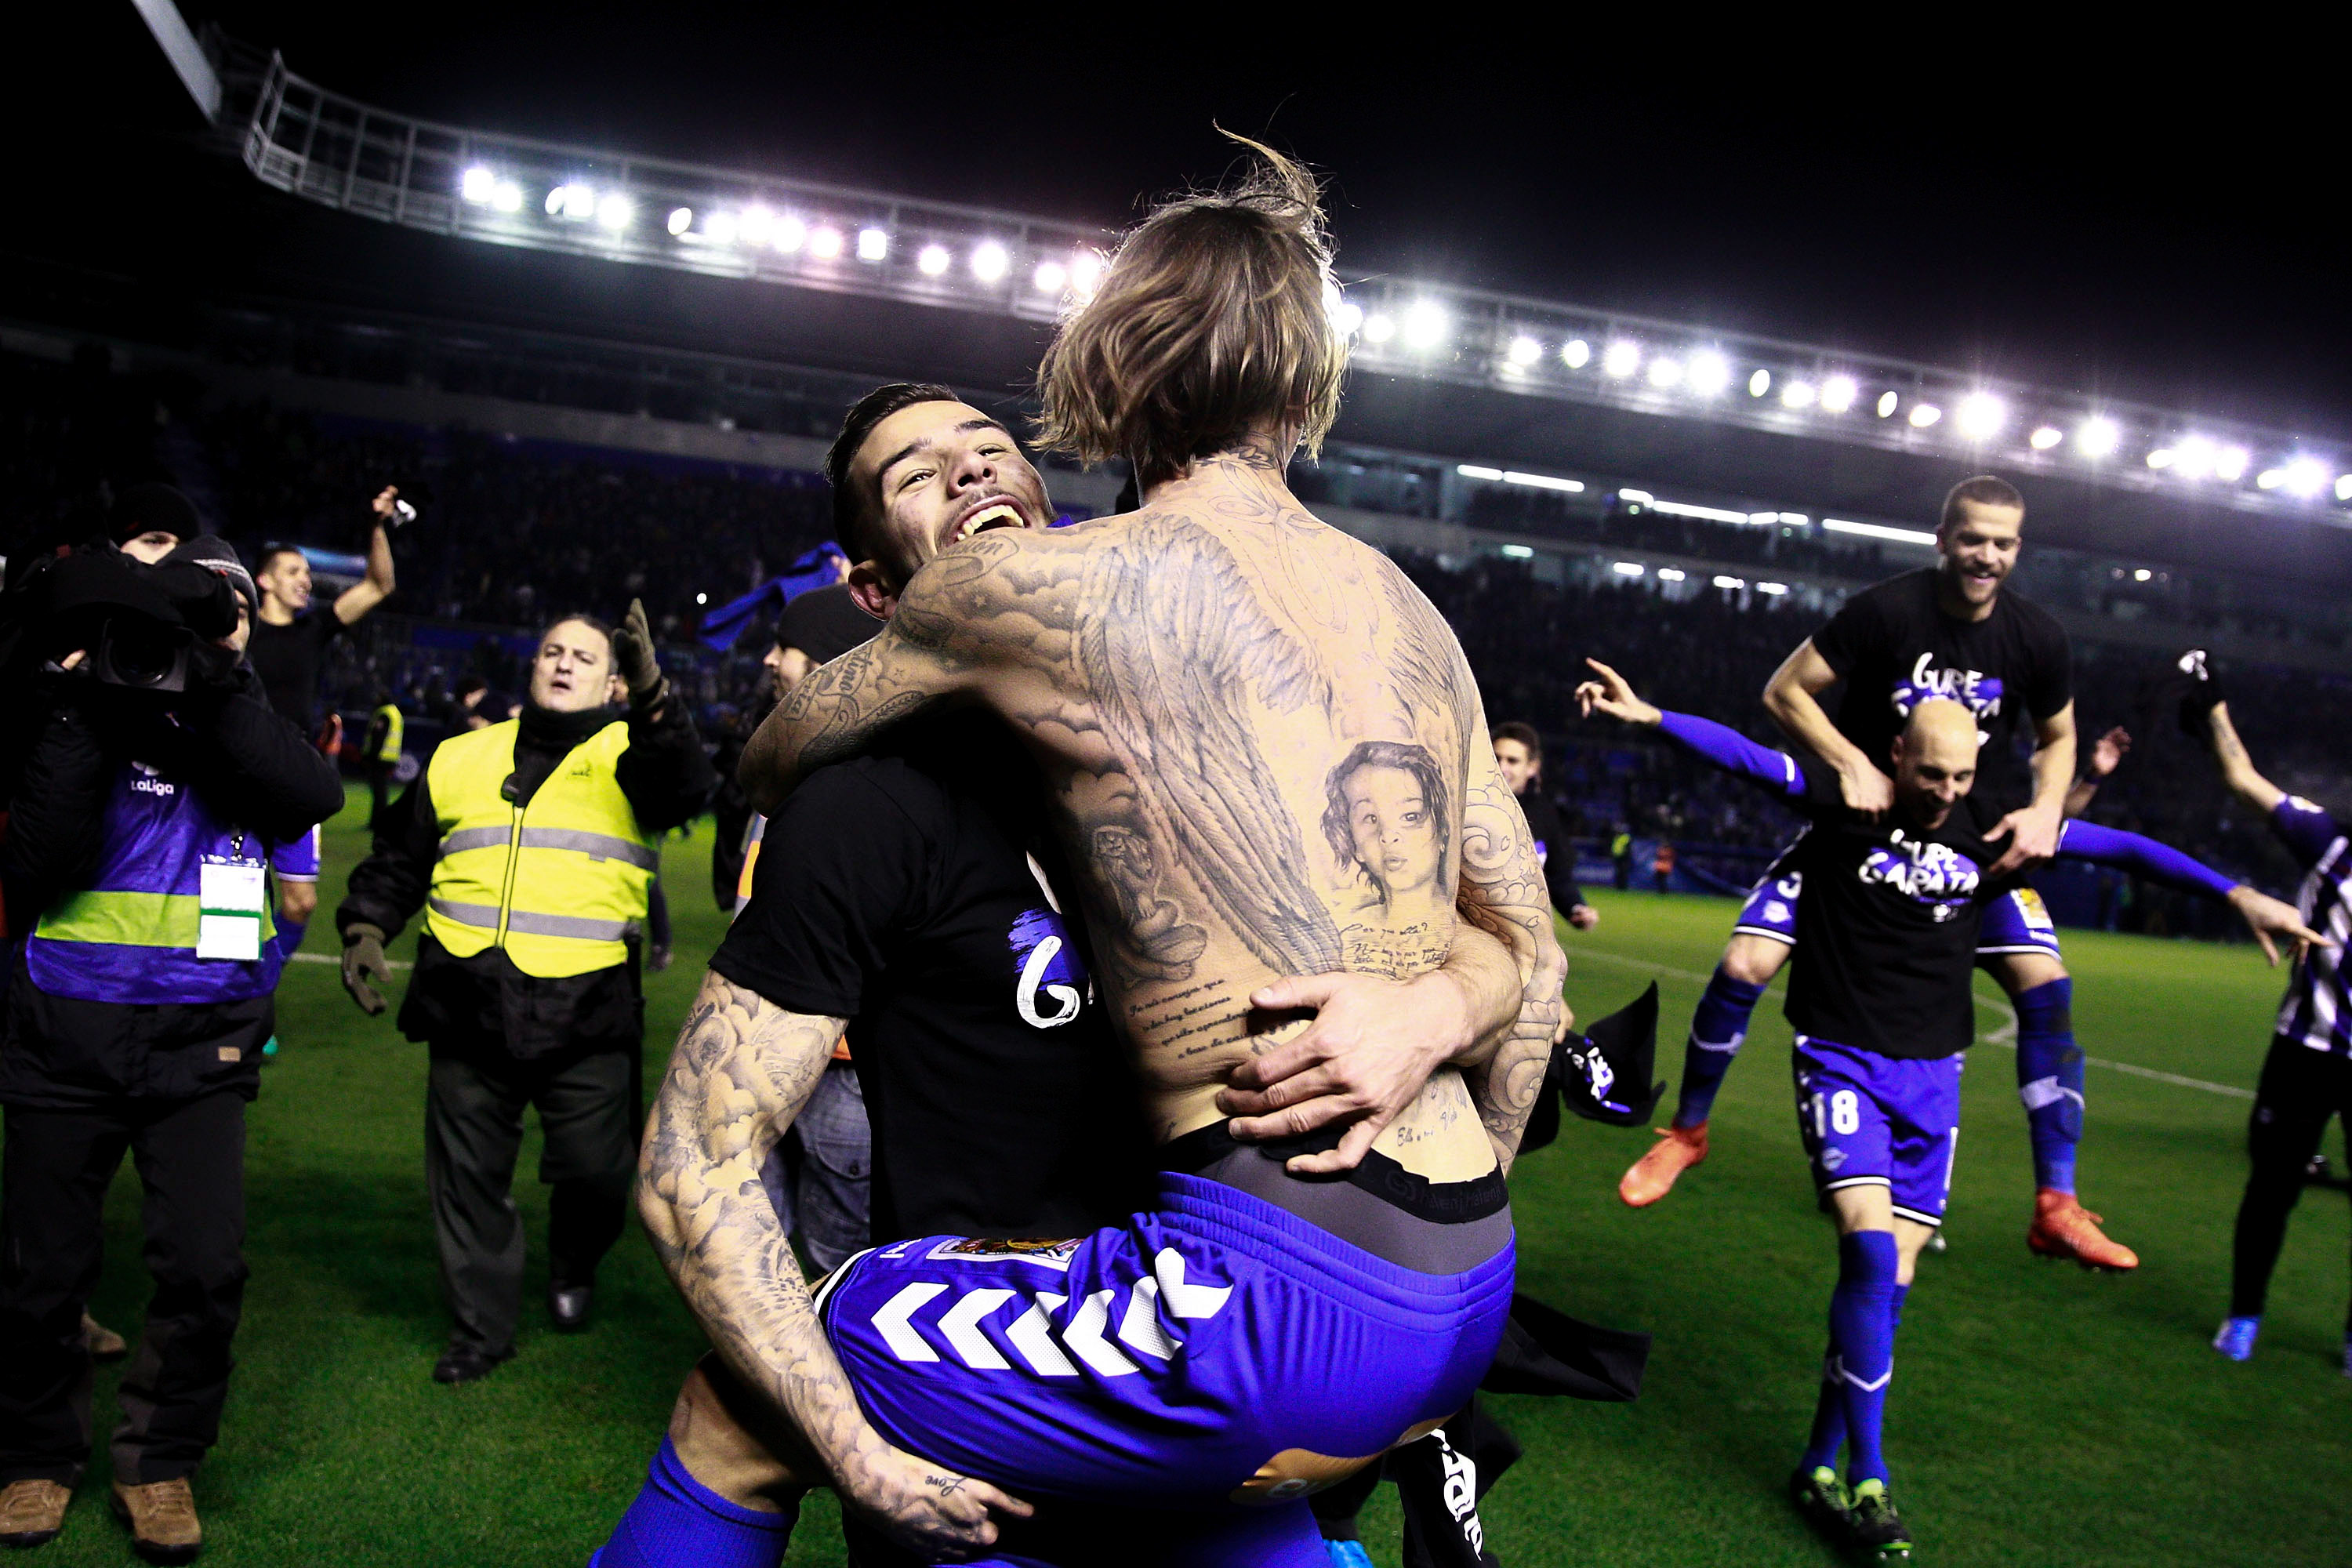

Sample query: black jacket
[1516,788,1589,917]
[336,698,716,1058]
[2,669,344,1109]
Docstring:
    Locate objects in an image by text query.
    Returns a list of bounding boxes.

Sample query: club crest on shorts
[927,1235,1083,1266]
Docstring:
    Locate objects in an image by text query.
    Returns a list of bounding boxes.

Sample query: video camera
[5,549,237,695]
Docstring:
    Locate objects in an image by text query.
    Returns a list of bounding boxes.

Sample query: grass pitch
[31,792,2350,1565]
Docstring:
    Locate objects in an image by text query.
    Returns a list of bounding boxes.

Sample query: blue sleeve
[2057,820,2237,900]
[1657,711,1809,802]
[271,825,321,881]
[2269,797,2345,870]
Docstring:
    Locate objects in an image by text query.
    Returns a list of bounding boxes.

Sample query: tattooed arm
[638,971,1032,1554]
[739,535,1054,815]
[1452,728,1571,1174]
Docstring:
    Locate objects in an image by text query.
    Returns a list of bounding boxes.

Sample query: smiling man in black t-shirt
[593,386,1525,1568]
[1621,477,2142,1272]
[245,487,400,738]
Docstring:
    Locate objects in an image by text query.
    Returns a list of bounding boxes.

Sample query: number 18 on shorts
[1791,1036,1965,1229]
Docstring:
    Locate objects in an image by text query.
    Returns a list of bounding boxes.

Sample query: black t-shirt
[1516,789,1586,915]
[710,714,1154,1243]
[1810,568,2071,822]
[1779,757,2004,1060]
[247,611,344,730]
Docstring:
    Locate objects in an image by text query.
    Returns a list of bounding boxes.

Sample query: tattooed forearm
[637,972,884,1487]
[1453,756,1568,1172]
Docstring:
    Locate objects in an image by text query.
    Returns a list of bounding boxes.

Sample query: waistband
[1152,1171,1515,1325]
[1160,1119,1508,1224]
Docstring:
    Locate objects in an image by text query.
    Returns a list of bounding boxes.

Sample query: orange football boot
[2027,1188,2139,1272]
[1619,1123,1709,1207]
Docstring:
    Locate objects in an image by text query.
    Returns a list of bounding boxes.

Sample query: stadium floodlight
[594,194,635,231]
[1403,301,1447,349]
[739,206,777,245]
[1501,470,1584,492]
[1780,380,1817,409]
[1688,351,1731,396]
[547,183,597,220]
[695,592,709,605]
[970,241,1009,281]
[1455,464,1504,481]
[1562,339,1592,368]
[1330,299,1363,336]
[1617,488,1655,504]
[1648,357,1683,389]
[2281,458,2329,497]
[2337,474,2352,503]
[1612,561,1646,575]
[1713,575,1748,590]
[2076,417,2120,457]
[1508,334,1543,367]
[917,243,951,276]
[2257,467,2286,490]
[1362,313,1396,344]
[1825,518,1939,546]
[809,227,844,258]
[1820,376,1858,413]
[1501,544,1536,560]
[1602,340,1640,379]
[460,166,496,204]
[666,206,693,237]
[2214,445,2250,482]
[1657,567,1687,582]
[2172,435,2216,479]
[1749,368,1771,397]
[492,180,522,212]
[1756,581,1789,595]
[1908,402,1942,428]
[705,211,739,246]
[857,227,890,262]
[2145,448,2176,470]
[774,215,806,252]
[1032,260,1066,293]
[1070,252,1105,295]
[2132,568,2152,583]
[1876,390,1899,418]
[1956,392,2005,441]
[2029,426,2063,450]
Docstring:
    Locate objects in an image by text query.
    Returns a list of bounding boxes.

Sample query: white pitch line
[1577,946,2255,1100]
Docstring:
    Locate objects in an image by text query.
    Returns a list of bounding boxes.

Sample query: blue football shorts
[1735,838,2062,962]
[1791,1035,1965,1228]
[815,1171,1515,1533]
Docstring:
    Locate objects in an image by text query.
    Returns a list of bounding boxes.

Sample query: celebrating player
[2185,667,2352,1374]
[1578,657,2318,1560]
[1621,477,2145,1272]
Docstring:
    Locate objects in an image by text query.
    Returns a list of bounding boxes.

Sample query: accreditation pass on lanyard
[197,840,267,962]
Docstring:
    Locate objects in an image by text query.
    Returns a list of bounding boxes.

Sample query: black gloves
[342,924,392,1015]
[610,597,667,715]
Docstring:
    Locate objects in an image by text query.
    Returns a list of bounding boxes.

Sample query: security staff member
[0,539,342,1560]
[336,604,714,1385]
[362,689,405,834]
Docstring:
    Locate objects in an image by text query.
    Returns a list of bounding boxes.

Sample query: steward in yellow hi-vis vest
[423,718,654,978]
[333,607,716,1379]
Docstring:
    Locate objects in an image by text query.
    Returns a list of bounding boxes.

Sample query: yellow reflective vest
[423,718,655,978]
[370,703,405,763]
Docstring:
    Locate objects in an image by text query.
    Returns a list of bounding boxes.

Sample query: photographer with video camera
[0,539,342,1560]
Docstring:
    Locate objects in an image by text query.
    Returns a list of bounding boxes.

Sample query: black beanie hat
[109,482,203,547]
[164,536,260,621]
[774,583,880,666]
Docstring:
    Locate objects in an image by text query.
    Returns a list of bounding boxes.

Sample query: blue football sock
[2013,979,2082,1194]
[1830,1230,1900,1489]
[1802,1278,1911,1475]
[592,1436,797,1568]
[1673,966,1769,1128]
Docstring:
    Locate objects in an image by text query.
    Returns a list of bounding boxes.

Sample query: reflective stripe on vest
[36,888,277,949]
[422,718,653,978]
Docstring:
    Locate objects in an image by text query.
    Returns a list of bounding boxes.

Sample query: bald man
[1577,661,2318,1564]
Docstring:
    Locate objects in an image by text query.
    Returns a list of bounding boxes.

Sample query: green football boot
[1846,1479,1913,1562]
[1789,1465,1852,1536]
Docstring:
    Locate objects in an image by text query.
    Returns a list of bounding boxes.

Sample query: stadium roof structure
[220,47,2350,531]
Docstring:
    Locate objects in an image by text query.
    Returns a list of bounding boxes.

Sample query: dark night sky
[33,6,2352,436]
